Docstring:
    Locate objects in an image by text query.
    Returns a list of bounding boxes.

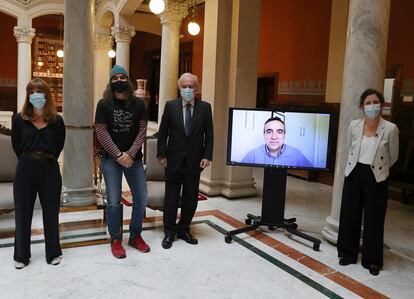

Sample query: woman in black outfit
[11,78,65,269]
[337,88,399,276]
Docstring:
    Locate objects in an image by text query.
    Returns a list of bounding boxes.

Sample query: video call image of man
[241,117,312,167]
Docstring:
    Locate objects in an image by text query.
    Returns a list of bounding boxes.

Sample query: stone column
[94,34,113,111]
[157,1,188,124]
[322,0,391,243]
[199,0,259,197]
[14,26,35,111]
[325,0,349,103]
[111,25,135,72]
[62,0,96,206]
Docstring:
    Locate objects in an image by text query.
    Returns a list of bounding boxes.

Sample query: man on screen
[241,117,312,167]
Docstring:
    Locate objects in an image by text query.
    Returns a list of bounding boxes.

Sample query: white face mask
[180,87,194,102]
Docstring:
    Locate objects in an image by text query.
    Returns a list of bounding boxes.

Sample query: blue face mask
[29,92,46,109]
[180,88,194,102]
[364,104,381,119]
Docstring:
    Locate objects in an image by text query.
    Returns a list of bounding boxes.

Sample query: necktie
[185,104,191,136]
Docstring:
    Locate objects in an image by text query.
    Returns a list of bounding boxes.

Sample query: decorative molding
[111,25,136,43]
[94,34,114,49]
[16,0,35,5]
[160,0,188,24]
[0,78,17,87]
[278,80,326,96]
[95,0,117,13]
[13,26,36,43]
[275,78,414,98]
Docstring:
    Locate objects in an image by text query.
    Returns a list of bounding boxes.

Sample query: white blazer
[344,117,399,182]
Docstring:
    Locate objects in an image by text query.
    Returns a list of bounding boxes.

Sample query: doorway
[256,73,278,108]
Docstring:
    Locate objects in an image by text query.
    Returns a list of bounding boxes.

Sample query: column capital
[13,26,35,43]
[94,34,113,49]
[160,0,188,25]
[16,0,33,5]
[111,25,136,43]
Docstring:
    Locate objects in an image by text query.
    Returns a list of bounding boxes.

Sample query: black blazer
[157,99,214,173]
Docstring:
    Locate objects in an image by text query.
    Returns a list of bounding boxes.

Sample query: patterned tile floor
[1,176,414,298]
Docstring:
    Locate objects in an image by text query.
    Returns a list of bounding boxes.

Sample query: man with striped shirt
[95,65,149,259]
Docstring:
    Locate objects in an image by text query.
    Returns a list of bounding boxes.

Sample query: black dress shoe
[161,236,174,249]
[177,232,198,245]
[369,264,380,276]
[339,257,356,266]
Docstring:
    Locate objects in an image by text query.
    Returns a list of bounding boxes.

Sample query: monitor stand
[224,167,321,251]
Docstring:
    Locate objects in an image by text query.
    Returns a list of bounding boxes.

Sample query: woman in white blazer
[337,88,399,276]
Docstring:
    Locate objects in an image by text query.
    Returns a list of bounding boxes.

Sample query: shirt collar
[265,144,286,158]
[182,99,194,107]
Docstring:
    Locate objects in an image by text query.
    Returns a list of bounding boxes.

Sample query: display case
[32,36,64,111]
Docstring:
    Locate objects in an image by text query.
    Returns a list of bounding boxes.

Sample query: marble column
[199,0,259,197]
[13,26,35,111]
[322,0,391,243]
[325,0,349,103]
[94,34,113,111]
[62,0,96,206]
[157,1,188,124]
[111,25,135,72]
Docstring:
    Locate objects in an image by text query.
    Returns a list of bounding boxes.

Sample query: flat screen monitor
[227,107,333,170]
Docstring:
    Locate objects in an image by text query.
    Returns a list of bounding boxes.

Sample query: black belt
[22,150,56,160]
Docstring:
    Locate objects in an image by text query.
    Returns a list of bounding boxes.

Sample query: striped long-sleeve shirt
[95,97,148,160]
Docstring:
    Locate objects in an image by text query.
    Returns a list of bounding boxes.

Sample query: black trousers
[163,161,201,236]
[337,163,388,268]
[13,156,62,264]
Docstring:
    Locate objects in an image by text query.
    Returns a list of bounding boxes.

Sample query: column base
[64,186,96,207]
[199,177,257,198]
[322,215,339,245]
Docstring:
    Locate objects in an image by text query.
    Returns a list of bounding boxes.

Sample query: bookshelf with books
[32,36,64,111]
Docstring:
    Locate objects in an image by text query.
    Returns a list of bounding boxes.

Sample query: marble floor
[1,175,414,299]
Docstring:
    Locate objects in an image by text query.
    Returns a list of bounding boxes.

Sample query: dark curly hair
[359,88,385,106]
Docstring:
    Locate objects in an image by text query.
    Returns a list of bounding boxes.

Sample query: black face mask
[111,80,129,93]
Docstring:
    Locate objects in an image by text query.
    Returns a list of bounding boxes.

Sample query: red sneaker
[111,239,126,259]
[128,235,150,253]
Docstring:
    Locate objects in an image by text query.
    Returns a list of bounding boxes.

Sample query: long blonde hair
[21,78,57,122]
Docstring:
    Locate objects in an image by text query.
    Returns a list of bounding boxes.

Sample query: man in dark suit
[157,73,214,249]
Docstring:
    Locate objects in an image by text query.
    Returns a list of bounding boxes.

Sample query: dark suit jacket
[157,98,214,173]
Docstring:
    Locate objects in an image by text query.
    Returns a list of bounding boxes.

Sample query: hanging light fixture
[149,0,165,15]
[37,56,44,67]
[56,14,64,58]
[187,0,200,36]
[188,21,200,36]
[107,49,116,58]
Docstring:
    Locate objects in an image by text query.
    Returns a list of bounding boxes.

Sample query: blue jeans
[100,156,147,240]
